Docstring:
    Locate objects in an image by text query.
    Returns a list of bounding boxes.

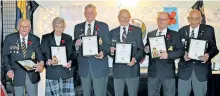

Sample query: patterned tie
[122,27,126,42]
[87,24,91,36]
[190,30,195,38]
[21,38,27,57]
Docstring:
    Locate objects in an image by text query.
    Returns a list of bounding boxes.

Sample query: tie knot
[22,38,25,41]
[192,30,194,32]
[88,24,91,27]
[123,27,126,30]
[159,32,162,36]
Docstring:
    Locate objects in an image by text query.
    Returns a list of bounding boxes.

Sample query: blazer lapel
[16,33,23,57]
[60,33,64,46]
[93,20,98,35]
[152,29,157,37]
[80,22,86,36]
[51,32,57,46]
[116,26,121,42]
[184,25,190,39]
[126,24,134,42]
[197,24,205,39]
[26,34,32,58]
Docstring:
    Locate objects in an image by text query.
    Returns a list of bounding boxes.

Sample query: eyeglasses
[188,17,201,21]
[157,18,168,21]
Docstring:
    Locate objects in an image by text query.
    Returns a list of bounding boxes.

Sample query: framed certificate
[148,36,167,58]
[51,46,67,66]
[81,36,99,56]
[114,43,132,64]
[188,39,208,61]
[16,59,36,71]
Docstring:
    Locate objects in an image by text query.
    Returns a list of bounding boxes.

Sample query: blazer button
[193,62,195,64]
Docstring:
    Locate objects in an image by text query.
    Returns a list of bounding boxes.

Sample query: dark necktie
[191,30,195,38]
[21,38,27,57]
[159,32,162,36]
[87,24,91,36]
[122,27,127,42]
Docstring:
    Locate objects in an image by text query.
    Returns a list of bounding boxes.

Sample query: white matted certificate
[82,36,99,56]
[188,39,207,61]
[148,36,167,58]
[17,60,36,71]
[115,43,132,64]
[51,46,67,66]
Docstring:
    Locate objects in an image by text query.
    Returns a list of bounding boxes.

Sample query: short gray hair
[52,17,66,28]
[85,4,96,10]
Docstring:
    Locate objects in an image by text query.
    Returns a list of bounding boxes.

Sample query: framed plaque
[51,46,67,66]
[188,39,208,61]
[114,43,132,64]
[81,36,99,56]
[16,59,36,71]
[148,36,167,58]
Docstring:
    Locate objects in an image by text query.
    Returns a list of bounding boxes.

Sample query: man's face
[19,20,31,37]
[54,23,65,36]
[118,11,130,27]
[188,11,202,28]
[157,13,169,30]
[84,7,97,22]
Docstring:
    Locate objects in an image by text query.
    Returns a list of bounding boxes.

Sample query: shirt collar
[157,28,167,35]
[20,34,28,41]
[120,24,129,30]
[190,25,200,32]
[86,20,95,27]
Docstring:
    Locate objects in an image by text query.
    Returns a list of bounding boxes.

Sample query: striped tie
[21,38,27,57]
[122,27,126,42]
[87,24,91,36]
[190,30,195,38]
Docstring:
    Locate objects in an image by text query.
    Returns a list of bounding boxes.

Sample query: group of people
[2,4,219,96]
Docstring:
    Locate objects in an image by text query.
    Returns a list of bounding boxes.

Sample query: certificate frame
[148,35,167,59]
[188,38,208,61]
[50,46,68,66]
[81,35,99,57]
[114,42,133,64]
[16,59,37,72]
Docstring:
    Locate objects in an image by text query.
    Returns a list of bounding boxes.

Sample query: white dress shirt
[120,24,129,42]
[156,28,167,36]
[189,25,200,38]
[54,34,62,46]
[20,34,28,47]
[85,20,95,35]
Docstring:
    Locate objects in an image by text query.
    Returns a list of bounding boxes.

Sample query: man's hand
[198,53,209,62]
[159,51,168,59]
[110,47,116,55]
[144,46,150,53]
[184,52,190,61]
[95,51,104,59]
[75,39,82,46]
[110,47,116,53]
[35,61,44,72]
[7,70,14,79]
[127,58,136,66]
[47,59,54,65]
[64,60,72,68]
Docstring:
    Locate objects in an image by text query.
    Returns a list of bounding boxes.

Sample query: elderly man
[74,4,110,96]
[41,17,75,96]
[109,9,144,96]
[145,12,184,96]
[2,19,44,96]
[178,9,219,96]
